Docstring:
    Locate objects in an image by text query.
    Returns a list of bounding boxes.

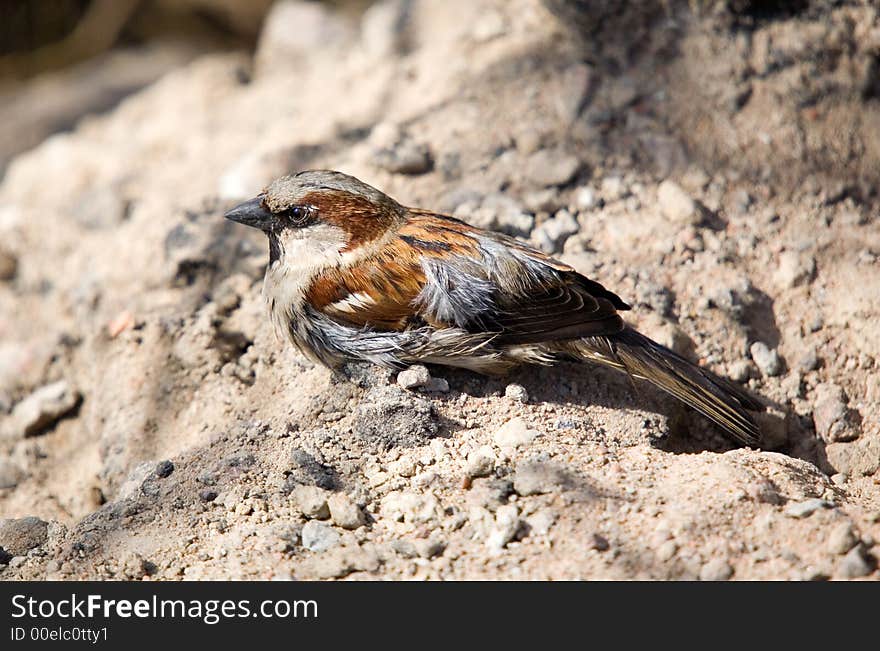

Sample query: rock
[300,521,341,553]
[473,194,535,237]
[774,251,816,289]
[0,517,49,556]
[493,417,540,448]
[0,461,25,489]
[0,247,16,281]
[656,540,679,562]
[154,460,174,478]
[836,545,873,579]
[600,176,628,201]
[10,381,81,438]
[573,186,597,210]
[533,209,579,252]
[657,180,702,226]
[699,558,734,581]
[798,348,819,372]
[750,342,783,377]
[327,493,365,530]
[784,498,832,519]
[827,522,858,555]
[380,491,440,524]
[291,485,330,520]
[525,508,557,536]
[198,489,218,503]
[727,360,753,383]
[372,138,433,175]
[353,385,440,449]
[504,383,529,403]
[525,149,580,187]
[397,365,432,389]
[824,437,880,477]
[512,461,569,496]
[813,383,857,442]
[522,189,560,214]
[486,504,525,550]
[465,449,495,478]
[590,533,610,552]
[415,538,446,559]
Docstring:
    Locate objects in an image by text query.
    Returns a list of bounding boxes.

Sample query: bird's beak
[224,197,273,230]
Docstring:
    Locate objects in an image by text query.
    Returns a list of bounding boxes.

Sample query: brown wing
[305,210,630,343]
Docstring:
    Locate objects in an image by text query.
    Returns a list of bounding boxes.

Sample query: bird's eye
[282,205,312,225]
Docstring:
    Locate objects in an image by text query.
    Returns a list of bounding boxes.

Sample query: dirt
[0,0,878,580]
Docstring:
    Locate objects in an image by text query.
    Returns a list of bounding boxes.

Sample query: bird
[224,169,762,446]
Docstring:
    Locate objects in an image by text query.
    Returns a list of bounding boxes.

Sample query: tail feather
[570,327,762,446]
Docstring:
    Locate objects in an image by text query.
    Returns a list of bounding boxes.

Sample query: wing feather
[305,211,630,343]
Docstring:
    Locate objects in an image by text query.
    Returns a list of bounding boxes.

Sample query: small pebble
[826,522,857,555]
[784,498,832,519]
[750,341,783,377]
[198,489,218,502]
[836,545,873,579]
[504,384,529,403]
[657,179,701,226]
[798,348,819,372]
[512,461,568,496]
[465,450,494,478]
[397,365,432,389]
[591,533,610,552]
[813,382,856,442]
[292,485,331,520]
[699,558,734,581]
[10,381,81,438]
[327,493,366,530]
[300,521,341,553]
[154,460,174,478]
[493,417,540,448]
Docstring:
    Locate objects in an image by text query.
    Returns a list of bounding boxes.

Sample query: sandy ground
[0,0,878,580]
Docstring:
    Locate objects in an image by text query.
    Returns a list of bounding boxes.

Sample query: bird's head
[224,170,406,261]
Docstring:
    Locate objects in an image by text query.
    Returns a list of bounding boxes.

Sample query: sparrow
[224,170,762,446]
